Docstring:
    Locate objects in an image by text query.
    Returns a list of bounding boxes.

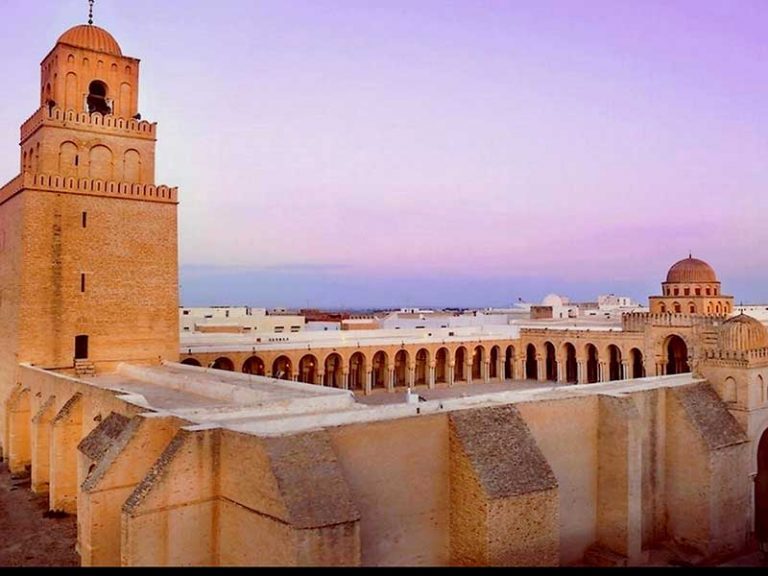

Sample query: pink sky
[0,0,766,306]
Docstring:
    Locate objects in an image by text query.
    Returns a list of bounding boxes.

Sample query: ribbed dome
[57,25,122,56]
[717,314,768,352]
[666,257,718,284]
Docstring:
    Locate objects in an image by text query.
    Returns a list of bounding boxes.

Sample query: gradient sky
[1,0,767,308]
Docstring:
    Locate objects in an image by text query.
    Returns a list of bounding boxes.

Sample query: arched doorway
[298,354,318,384]
[489,346,500,380]
[666,335,690,375]
[505,346,515,380]
[324,353,343,387]
[212,357,234,371]
[630,348,645,379]
[372,351,388,389]
[563,343,577,384]
[242,356,265,375]
[545,342,557,382]
[394,350,409,388]
[455,347,467,382]
[756,429,768,551]
[349,352,366,391]
[526,344,537,380]
[435,348,448,384]
[272,356,292,380]
[586,344,599,384]
[472,346,484,381]
[415,349,429,386]
[608,345,622,381]
[181,358,201,367]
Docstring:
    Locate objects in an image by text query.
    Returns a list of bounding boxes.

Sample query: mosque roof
[666,256,718,284]
[57,24,122,56]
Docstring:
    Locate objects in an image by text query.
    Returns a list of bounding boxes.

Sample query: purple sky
[1,0,767,308]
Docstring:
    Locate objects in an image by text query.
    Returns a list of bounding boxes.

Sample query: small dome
[717,314,768,352]
[666,256,718,284]
[542,294,564,307]
[57,25,122,56]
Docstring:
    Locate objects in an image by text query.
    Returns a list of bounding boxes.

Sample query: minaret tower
[0,2,180,443]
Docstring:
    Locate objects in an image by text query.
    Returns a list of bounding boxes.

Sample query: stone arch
[242,355,265,376]
[272,355,292,380]
[372,351,388,389]
[298,354,318,384]
[563,342,577,384]
[89,144,113,180]
[7,387,31,474]
[455,347,467,382]
[324,353,343,388]
[722,376,737,403]
[688,302,696,314]
[673,302,682,314]
[489,346,500,380]
[660,303,667,314]
[64,71,78,111]
[664,334,690,375]
[755,428,768,545]
[608,344,622,381]
[58,141,78,178]
[586,344,599,384]
[472,346,484,381]
[181,358,201,367]
[504,345,515,380]
[349,352,366,391]
[630,348,645,379]
[394,350,409,388]
[124,149,141,183]
[119,82,133,118]
[415,349,429,386]
[525,343,537,381]
[212,357,234,371]
[87,79,111,115]
[544,342,557,382]
[435,348,449,384]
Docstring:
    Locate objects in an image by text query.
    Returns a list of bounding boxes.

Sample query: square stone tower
[0,21,180,454]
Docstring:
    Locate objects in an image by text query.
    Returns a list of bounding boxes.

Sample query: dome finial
[689,250,692,259]
[88,0,95,25]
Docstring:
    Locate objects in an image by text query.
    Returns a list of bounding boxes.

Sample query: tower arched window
[87,80,111,115]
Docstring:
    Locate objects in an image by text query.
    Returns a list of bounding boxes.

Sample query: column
[621,361,630,380]
[598,362,606,382]
[428,364,436,389]
[497,356,504,381]
[387,368,395,392]
[316,372,324,386]
[448,363,455,387]
[537,357,546,382]
[557,361,564,383]
[365,370,373,395]
[408,365,415,388]
[577,361,585,384]
[342,370,349,391]
[519,359,527,380]
[466,362,473,385]
[482,360,490,384]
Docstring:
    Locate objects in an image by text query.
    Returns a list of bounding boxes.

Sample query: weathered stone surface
[672,383,747,450]
[77,412,130,462]
[264,431,360,530]
[449,404,557,499]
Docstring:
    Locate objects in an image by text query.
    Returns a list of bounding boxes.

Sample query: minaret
[0,12,180,454]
